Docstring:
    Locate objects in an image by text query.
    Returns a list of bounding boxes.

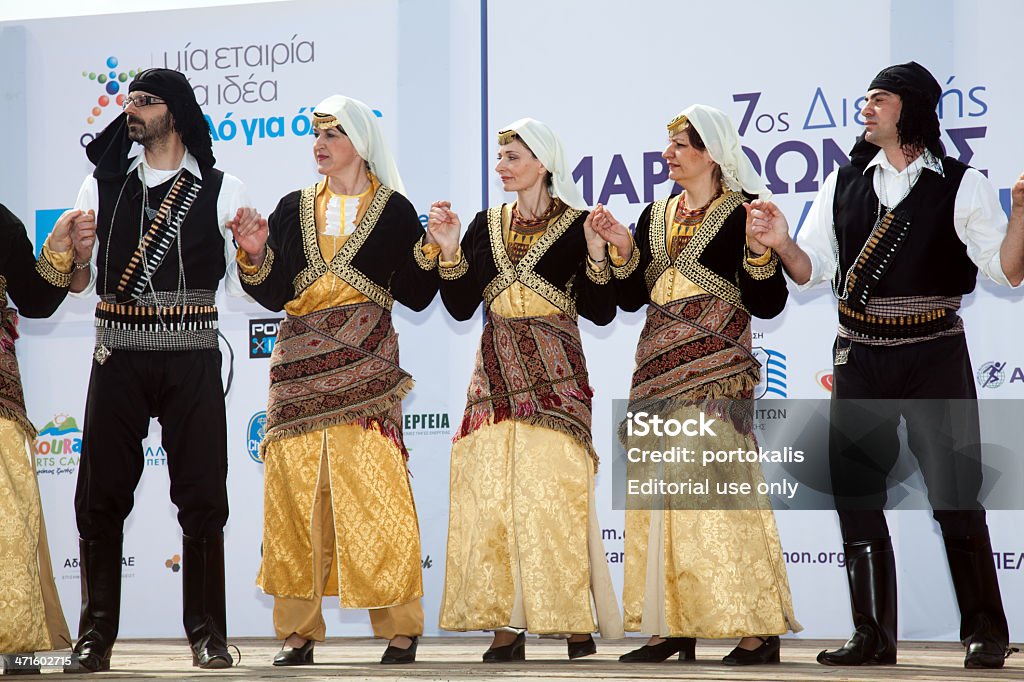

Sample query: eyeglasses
[122,95,166,110]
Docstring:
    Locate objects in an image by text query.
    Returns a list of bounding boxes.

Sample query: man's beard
[127,110,174,147]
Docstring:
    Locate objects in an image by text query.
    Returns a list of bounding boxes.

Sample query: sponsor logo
[145,445,168,466]
[61,555,136,580]
[35,414,82,475]
[249,318,282,358]
[753,347,787,398]
[421,555,433,569]
[80,56,141,126]
[165,554,181,573]
[816,370,833,392]
[247,411,267,463]
[403,412,451,435]
[977,361,1006,389]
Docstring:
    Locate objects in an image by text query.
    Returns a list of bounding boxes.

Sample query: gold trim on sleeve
[41,238,74,274]
[414,235,439,271]
[610,233,640,280]
[585,254,611,285]
[240,246,275,286]
[35,251,72,289]
[743,246,779,280]
[439,248,469,280]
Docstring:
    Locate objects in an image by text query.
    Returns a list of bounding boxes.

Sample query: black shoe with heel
[567,635,596,660]
[272,639,314,666]
[619,637,696,662]
[482,631,525,662]
[380,636,418,664]
[722,636,780,665]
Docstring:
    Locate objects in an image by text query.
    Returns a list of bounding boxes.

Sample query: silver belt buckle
[94,344,112,365]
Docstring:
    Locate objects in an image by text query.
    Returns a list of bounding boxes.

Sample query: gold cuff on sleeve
[585,254,611,284]
[36,243,73,288]
[414,236,440,271]
[239,247,275,286]
[41,237,75,274]
[610,239,640,280]
[439,248,468,280]
[742,245,778,281]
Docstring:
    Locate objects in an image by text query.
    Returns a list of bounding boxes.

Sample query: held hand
[589,204,633,261]
[427,200,462,260]
[48,209,82,253]
[1011,172,1024,214]
[70,210,97,263]
[744,200,791,254]
[227,207,269,263]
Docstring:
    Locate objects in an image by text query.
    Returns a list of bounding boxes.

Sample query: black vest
[834,157,977,297]
[96,166,225,300]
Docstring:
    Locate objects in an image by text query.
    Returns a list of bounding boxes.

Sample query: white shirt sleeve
[217,172,251,298]
[955,168,1017,288]
[791,168,840,292]
[70,174,100,297]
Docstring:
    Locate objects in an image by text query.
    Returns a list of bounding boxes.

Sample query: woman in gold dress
[231,95,438,666]
[427,118,623,661]
[0,204,73,671]
[591,104,801,665]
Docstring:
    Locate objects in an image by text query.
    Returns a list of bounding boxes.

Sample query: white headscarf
[499,118,586,210]
[312,95,405,195]
[670,104,770,200]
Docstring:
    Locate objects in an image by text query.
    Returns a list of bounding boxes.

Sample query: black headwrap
[849,61,945,169]
[85,68,215,180]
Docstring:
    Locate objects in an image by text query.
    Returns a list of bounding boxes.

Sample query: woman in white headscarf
[590,104,801,665]
[230,95,438,666]
[426,118,622,661]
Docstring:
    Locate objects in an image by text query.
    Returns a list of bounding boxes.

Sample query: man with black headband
[746,61,1024,668]
[65,67,260,672]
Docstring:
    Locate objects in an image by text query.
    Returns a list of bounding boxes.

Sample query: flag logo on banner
[81,56,142,125]
[753,347,788,399]
[247,411,267,463]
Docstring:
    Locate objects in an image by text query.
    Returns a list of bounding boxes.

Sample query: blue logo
[34,209,71,257]
[247,411,267,463]
[754,347,788,399]
[249,318,281,359]
[977,361,1006,389]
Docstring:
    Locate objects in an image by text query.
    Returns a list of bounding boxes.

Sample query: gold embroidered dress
[438,203,622,637]
[241,177,427,640]
[0,218,73,653]
[615,192,801,638]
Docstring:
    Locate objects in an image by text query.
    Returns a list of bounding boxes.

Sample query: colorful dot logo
[81,56,141,125]
[164,554,181,573]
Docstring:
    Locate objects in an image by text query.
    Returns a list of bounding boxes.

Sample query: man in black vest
[66,68,261,672]
[745,61,1024,668]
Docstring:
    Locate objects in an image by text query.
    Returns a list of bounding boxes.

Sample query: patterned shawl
[625,294,759,440]
[262,302,412,459]
[0,305,35,442]
[456,311,597,464]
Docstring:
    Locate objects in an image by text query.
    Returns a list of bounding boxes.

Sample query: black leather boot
[944,531,1016,669]
[66,537,122,673]
[817,538,897,666]
[182,534,233,669]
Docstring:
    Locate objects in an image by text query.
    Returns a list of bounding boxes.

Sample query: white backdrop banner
[2,0,1022,642]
